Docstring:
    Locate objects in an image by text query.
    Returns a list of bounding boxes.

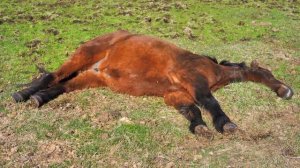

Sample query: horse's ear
[251,60,259,69]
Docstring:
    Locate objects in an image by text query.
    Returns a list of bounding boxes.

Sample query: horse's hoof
[12,92,27,102]
[276,85,293,100]
[194,125,214,140]
[30,95,44,108]
[223,122,238,134]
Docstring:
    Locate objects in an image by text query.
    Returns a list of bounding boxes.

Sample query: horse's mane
[204,55,246,68]
[219,60,246,68]
[204,56,218,64]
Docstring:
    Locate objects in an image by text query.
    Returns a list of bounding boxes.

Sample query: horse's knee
[164,92,195,121]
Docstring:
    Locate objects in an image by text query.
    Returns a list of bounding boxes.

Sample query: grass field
[1,0,300,167]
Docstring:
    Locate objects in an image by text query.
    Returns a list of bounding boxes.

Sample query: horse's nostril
[277,85,293,99]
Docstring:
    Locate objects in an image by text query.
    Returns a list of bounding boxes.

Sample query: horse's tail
[15,65,49,87]
[36,64,49,74]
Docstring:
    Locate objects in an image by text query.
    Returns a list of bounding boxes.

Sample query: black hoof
[12,92,29,102]
[223,122,238,134]
[30,95,44,108]
[12,73,54,103]
[30,85,65,108]
[277,85,293,100]
[194,125,214,140]
[282,87,293,100]
[214,115,231,133]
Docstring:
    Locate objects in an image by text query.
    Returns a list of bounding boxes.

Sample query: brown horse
[12,30,293,137]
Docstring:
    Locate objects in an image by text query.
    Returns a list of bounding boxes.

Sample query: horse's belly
[105,72,174,96]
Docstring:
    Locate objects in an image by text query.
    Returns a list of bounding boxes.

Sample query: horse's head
[250,60,293,99]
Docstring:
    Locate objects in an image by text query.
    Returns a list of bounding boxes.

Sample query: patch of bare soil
[25,39,41,48]
[0,129,17,164]
[43,28,60,36]
[89,109,122,129]
[3,139,76,167]
[31,140,75,166]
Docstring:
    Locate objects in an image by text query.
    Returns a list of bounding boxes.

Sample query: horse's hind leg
[12,73,54,102]
[12,31,130,103]
[31,69,105,107]
[164,90,213,139]
[12,47,108,103]
[51,30,131,85]
[11,53,87,103]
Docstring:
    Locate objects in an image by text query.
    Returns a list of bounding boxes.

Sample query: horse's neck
[211,66,244,91]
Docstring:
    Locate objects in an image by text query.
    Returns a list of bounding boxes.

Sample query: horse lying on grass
[12,30,293,138]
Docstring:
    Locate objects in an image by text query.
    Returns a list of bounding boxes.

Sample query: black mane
[219,60,246,68]
[204,56,218,64]
[203,55,245,68]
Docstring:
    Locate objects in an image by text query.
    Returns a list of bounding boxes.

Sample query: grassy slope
[0,0,299,167]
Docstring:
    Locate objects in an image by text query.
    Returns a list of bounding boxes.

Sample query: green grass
[1,0,300,167]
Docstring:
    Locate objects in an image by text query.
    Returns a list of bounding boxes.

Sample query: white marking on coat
[92,51,109,72]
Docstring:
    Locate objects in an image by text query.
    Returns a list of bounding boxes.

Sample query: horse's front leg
[246,61,293,99]
[189,76,238,134]
[164,90,213,138]
[197,90,237,133]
